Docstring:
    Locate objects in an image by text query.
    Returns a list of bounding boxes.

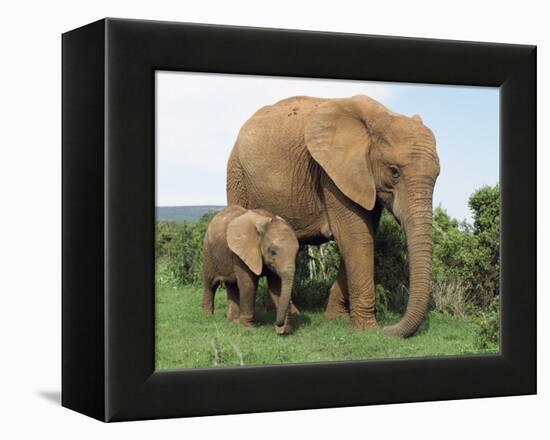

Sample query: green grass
[155,275,498,370]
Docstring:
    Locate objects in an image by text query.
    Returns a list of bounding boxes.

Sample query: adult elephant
[226,95,440,337]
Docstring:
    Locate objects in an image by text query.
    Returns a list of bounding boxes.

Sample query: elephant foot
[324,305,350,320]
[239,319,256,329]
[275,323,292,335]
[289,303,300,316]
[349,317,378,330]
[325,289,350,320]
[227,308,240,322]
[276,312,293,335]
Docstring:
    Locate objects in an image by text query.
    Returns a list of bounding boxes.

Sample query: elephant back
[250,96,324,120]
[237,96,324,155]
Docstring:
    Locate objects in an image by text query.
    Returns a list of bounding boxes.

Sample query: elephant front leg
[323,183,377,329]
[324,261,350,320]
[226,283,240,322]
[233,259,258,328]
[343,237,377,330]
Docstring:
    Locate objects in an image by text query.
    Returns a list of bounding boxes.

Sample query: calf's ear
[227,211,271,275]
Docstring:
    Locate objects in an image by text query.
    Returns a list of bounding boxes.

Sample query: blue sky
[156,72,498,223]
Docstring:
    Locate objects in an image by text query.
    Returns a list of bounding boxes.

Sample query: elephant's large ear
[227,211,272,275]
[305,98,378,211]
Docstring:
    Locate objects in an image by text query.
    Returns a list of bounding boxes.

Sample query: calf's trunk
[275,270,295,327]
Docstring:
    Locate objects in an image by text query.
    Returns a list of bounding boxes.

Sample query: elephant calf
[202,205,300,334]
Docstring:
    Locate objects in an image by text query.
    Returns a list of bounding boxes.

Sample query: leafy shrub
[475,296,500,350]
[430,277,470,317]
[155,212,216,286]
[375,284,403,321]
[300,242,340,284]
[293,242,340,310]
[431,207,476,314]
[432,206,476,283]
[374,211,408,314]
[431,185,500,312]
[466,185,500,306]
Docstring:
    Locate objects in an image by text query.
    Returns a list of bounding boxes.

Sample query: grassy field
[155,276,498,370]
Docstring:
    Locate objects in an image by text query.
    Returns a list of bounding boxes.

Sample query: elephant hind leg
[324,260,350,320]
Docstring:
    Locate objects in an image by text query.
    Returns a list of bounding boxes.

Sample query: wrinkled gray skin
[227,95,440,337]
[202,205,300,334]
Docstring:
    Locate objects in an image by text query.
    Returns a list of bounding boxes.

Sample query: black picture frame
[62,18,536,422]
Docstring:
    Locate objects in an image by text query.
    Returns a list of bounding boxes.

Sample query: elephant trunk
[384,199,433,337]
[275,269,295,327]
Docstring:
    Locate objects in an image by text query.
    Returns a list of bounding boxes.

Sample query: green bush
[293,242,340,310]
[475,295,500,350]
[431,185,500,312]
[466,185,500,306]
[375,284,403,321]
[155,212,216,286]
[374,211,409,314]
[430,276,470,317]
[431,206,477,313]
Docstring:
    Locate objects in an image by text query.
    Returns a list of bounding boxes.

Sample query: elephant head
[227,211,299,331]
[305,95,440,337]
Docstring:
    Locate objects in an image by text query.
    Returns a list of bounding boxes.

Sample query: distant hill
[156,205,225,222]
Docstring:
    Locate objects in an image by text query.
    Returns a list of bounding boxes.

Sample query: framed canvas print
[62,18,536,422]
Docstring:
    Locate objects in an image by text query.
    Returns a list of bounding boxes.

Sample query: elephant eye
[268,246,277,256]
[389,165,400,179]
